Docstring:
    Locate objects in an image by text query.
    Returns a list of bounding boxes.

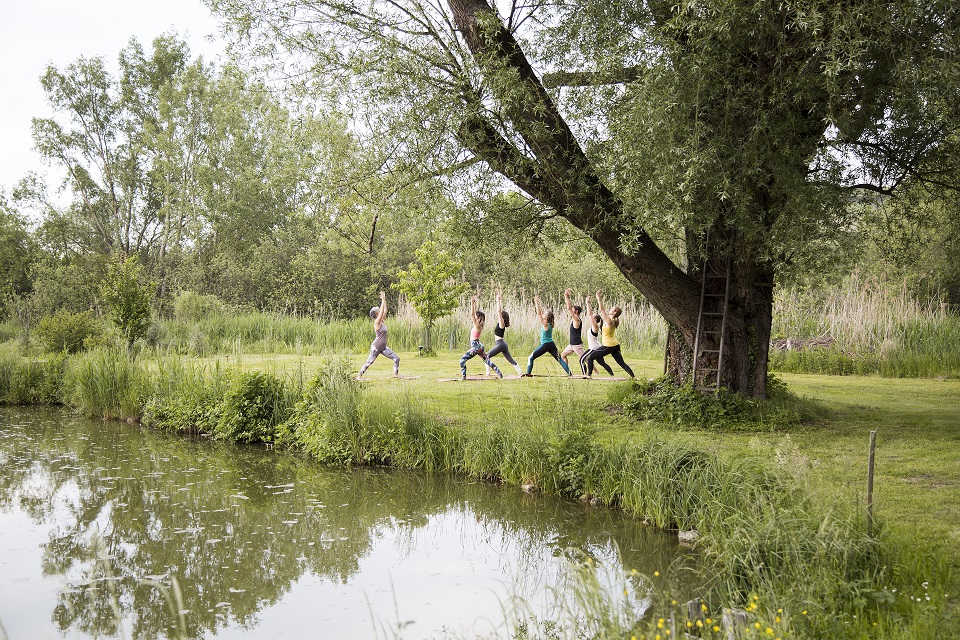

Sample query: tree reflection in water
[0,406,696,639]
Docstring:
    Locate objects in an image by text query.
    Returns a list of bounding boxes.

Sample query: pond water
[0,407,696,640]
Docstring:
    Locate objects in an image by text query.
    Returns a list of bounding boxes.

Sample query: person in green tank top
[523,295,572,376]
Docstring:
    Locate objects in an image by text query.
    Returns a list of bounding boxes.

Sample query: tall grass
[773,273,960,377]
[63,348,152,420]
[0,341,65,404]
[153,291,668,359]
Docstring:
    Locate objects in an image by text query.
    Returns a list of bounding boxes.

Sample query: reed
[772,273,960,377]
[63,348,152,420]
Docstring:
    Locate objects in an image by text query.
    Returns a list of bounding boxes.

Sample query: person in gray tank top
[358,291,401,378]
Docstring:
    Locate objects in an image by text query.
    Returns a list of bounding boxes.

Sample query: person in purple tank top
[357,291,401,378]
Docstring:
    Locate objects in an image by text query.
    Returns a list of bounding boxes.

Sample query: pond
[0,406,697,639]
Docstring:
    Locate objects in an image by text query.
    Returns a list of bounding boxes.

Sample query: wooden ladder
[691,235,732,392]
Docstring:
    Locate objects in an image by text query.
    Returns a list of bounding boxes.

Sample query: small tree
[102,256,153,351]
[393,241,468,354]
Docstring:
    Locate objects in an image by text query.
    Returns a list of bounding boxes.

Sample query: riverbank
[1,345,956,638]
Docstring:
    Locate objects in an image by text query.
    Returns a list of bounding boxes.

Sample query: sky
[0,0,227,195]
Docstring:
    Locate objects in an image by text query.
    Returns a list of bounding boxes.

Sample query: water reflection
[0,407,695,639]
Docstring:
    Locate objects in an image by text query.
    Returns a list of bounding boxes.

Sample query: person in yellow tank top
[585,290,635,378]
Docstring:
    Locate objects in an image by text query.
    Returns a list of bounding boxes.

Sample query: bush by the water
[0,343,65,404]
[214,370,290,444]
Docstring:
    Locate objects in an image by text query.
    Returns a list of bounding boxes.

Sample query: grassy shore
[1,341,956,638]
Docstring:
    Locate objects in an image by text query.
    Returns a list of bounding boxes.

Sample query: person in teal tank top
[523,295,572,376]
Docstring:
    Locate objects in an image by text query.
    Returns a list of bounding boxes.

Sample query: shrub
[622,375,803,431]
[34,310,103,354]
[214,370,289,444]
[174,291,228,323]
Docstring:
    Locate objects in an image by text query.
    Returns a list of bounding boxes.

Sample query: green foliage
[0,343,65,404]
[281,358,363,462]
[102,256,154,349]
[34,310,103,354]
[622,375,805,432]
[0,192,36,311]
[214,370,289,444]
[63,348,151,420]
[173,291,229,323]
[394,241,469,353]
[141,359,228,434]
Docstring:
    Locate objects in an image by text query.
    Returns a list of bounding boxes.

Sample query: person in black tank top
[485,290,522,376]
[559,289,585,373]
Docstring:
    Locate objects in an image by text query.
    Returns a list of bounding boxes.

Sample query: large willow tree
[209,0,960,397]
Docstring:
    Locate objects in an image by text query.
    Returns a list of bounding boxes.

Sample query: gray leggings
[486,339,518,366]
[360,346,400,375]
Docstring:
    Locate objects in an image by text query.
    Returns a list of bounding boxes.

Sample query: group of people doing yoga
[357,288,634,380]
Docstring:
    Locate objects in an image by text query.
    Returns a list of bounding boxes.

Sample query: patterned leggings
[460,340,502,377]
[360,346,400,375]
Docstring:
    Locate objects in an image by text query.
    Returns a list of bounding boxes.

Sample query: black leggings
[487,340,518,366]
[587,344,634,377]
[526,342,571,375]
[580,348,613,376]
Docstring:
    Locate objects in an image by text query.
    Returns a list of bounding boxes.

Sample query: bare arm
[596,291,612,325]
[374,291,387,329]
[534,296,547,328]
[585,298,599,332]
[472,296,482,331]
[496,290,505,328]
[565,289,580,329]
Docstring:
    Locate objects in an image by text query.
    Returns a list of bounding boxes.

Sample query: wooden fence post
[867,429,877,537]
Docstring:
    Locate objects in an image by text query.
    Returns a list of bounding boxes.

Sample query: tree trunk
[447,0,775,397]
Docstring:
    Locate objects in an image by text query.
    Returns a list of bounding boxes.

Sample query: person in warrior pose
[524,295,572,376]
[358,291,400,378]
[585,290,635,378]
[485,289,523,376]
[460,296,503,380]
[580,297,615,377]
[559,289,585,372]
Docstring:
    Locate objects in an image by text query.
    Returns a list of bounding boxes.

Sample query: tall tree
[210,0,960,396]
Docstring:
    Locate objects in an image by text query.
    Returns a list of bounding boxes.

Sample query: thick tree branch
[541,66,647,89]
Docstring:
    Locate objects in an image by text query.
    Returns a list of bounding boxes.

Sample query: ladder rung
[702,312,724,317]
[704,293,726,297]
[700,349,721,354]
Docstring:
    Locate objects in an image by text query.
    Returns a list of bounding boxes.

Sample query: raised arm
[585,297,599,333]
[472,296,482,330]
[374,291,387,329]
[596,290,612,325]
[565,288,580,328]
[496,290,505,327]
[534,295,547,328]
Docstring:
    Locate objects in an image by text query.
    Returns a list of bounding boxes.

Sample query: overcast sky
[0,0,227,195]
